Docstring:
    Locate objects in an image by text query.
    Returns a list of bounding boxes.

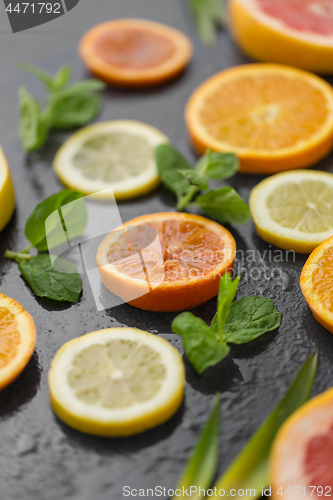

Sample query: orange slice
[79,19,193,88]
[185,63,333,174]
[300,235,333,333]
[97,212,236,312]
[0,293,36,390]
[229,0,333,74]
[270,387,333,499]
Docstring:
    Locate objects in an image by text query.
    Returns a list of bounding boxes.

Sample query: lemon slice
[0,147,15,233]
[48,328,185,436]
[250,169,333,254]
[53,121,169,200]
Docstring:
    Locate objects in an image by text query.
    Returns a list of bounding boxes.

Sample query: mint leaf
[59,79,106,97]
[196,187,251,225]
[173,394,220,500]
[172,312,230,374]
[213,353,317,498]
[25,189,86,252]
[19,87,48,152]
[19,254,82,303]
[50,94,101,129]
[178,169,209,190]
[206,153,239,180]
[223,296,282,344]
[187,0,226,46]
[17,63,54,90]
[52,65,72,91]
[156,144,193,203]
[216,274,240,341]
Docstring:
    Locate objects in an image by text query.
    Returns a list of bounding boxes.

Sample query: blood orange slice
[79,19,193,88]
[96,212,236,312]
[229,0,333,74]
[270,387,333,499]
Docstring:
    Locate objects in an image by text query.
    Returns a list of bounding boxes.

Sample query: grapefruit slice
[301,234,333,333]
[79,19,193,88]
[229,0,333,74]
[96,212,236,312]
[270,387,333,499]
[185,64,333,174]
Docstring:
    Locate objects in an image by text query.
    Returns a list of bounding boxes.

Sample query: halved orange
[185,63,333,174]
[270,387,333,498]
[300,235,333,333]
[97,212,236,312]
[0,293,36,390]
[79,19,193,88]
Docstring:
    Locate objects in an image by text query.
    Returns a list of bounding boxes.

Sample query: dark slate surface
[1,1,333,499]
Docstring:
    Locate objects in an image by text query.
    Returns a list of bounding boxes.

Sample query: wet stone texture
[1,0,333,498]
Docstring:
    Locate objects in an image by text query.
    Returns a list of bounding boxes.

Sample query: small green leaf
[25,189,86,252]
[155,144,193,203]
[172,312,230,373]
[52,65,72,91]
[19,254,82,303]
[172,394,220,500]
[213,353,318,499]
[206,153,239,180]
[187,0,226,46]
[17,63,54,90]
[217,274,240,342]
[196,187,251,225]
[50,94,101,129]
[223,296,282,344]
[178,169,209,190]
[19,87,48,152]
[59,79,106,97]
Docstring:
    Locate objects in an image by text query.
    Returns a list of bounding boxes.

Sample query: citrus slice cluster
[97,212,236,312]
[0,147,15,233]
[79,19,193,88]
[229,0,333,74]
[48,328,185,437]
[185,64,333,174]
[250,170,333,253]
[53,121,168,200]
[270,387,333,499]
[0,293,36,390]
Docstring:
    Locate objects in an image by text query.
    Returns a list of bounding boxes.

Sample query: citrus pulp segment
[185,64,333,174]
[229,0,333,74]
[0,293,36,390]
[250,170,333,253]
[0,147,15,233]
[97,212,236,312]
[53,121,168,200]
[48,328,185,436]
[79,19,193,88]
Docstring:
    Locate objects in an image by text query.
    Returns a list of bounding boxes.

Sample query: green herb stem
[4,250,33,262]
[177,185,200,211]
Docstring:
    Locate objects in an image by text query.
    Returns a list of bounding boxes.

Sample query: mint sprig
[17,63,106,152]
[187,0,227,46]
[155,145,251,225]
[5,189,85,303]
[172,274,281,373]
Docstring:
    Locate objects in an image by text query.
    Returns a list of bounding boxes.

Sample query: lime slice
[48,328,185,436]
[250,169,333,253]
[53,121,169,200]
